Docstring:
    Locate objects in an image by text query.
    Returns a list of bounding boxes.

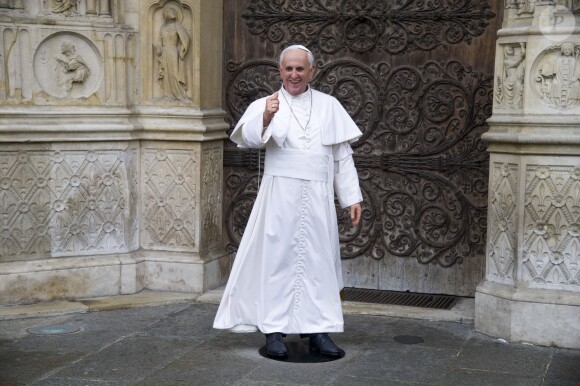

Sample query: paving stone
[0,346,85,385]
[341,344,458,384]
[32,378,121,386]
[544,348,580,384]
[440,368,540,386]
[455,338,552,378]
[138,303,220,341]
[0,302,576,386]
[52,336,192,383]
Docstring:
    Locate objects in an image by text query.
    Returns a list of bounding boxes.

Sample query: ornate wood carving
[243,0,495,54]
[223,0,499,288]
[224,58,491,266]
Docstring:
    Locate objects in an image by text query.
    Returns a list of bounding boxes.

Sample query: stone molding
[0,249,230,304]
[0,107,229,142]
[476,281,580,349]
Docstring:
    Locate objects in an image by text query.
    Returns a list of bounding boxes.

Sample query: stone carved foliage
[242,0,495,54]
[524,164,580,287]
[0,148,131,261]
[487,162,518,284]
[535,42,580,110]
[224,59,491,266]
[495,43,526,110]
[143,147,197,251]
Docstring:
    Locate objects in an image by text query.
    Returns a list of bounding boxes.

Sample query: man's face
[279,49,316,96]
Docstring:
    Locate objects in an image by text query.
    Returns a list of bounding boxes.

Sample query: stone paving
[0,301,579,386]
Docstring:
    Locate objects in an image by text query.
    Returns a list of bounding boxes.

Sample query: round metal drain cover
[27,324,80,335]
[394,335,424,345]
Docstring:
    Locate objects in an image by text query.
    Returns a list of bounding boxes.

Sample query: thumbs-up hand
[263,91,279,127]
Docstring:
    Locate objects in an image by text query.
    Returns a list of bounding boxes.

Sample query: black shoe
[308,333,342,357]
[265,333,288,358]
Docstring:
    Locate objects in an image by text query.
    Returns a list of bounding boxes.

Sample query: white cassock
[213,86,363,334]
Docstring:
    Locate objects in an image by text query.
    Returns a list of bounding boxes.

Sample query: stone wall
[0,0,229,304]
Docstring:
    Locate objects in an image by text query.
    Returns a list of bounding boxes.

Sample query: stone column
[475,2,580,349]
[135,0,229,294]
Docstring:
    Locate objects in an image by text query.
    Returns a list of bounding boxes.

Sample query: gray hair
[279,45,315,67]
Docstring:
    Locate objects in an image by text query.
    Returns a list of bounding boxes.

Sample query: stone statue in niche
[47,0,78,15]
[155,4,190,102]
[54,40,90,96]
[496,43,526,109]
[537,42,580,109]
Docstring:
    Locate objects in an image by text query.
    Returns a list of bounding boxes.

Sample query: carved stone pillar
[476,3,580,349]
[134,0,229,294]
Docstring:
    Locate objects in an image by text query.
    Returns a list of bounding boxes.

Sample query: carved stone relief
[142,145,197,251]
[146,1,193,104]
[487,162,518,284]
[523,164,580,287]
[534,42,580,109]
[40,0,112,17]
[505,0,536,15]
[496,43,526,109]
[47,0,79,15]
[155,3,190,102]
[33,33,100,99]
[0,146,132,261]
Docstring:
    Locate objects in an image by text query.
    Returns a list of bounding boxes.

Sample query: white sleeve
[229,98,272,148]
[333,143,363,209]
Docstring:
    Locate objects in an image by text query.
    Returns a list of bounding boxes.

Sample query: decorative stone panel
[0,143,136,262]
[487,161,518,285]
[142,142,197,252]
[523,162,580,288]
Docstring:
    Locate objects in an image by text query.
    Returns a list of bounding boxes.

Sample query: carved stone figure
[515,0,535,15]
[537,42,580,108]
[55,40,90,96]
[48,0,78,15]
[155,5,190,102]
[497,43,526,109]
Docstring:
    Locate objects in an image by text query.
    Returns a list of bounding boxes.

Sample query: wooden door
[222,0,503,296]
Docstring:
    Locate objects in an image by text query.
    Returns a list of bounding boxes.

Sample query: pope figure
[213,45,363,358]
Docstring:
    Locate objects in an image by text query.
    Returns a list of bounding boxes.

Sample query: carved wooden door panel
[222,0,503,296]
